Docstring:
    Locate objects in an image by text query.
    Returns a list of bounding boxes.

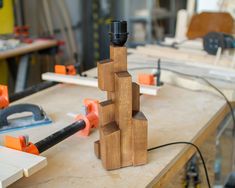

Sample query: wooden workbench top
[0,40,58,60]
[0,83,226,187]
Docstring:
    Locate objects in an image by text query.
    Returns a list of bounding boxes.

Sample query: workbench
[0,80,228,187]
[0,39,58,92]
[0,40,58,60]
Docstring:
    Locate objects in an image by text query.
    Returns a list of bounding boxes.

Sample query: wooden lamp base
[94,45,148,170]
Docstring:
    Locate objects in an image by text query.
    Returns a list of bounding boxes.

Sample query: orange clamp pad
[55,65,76,75]
[57,40,65,46]
[22,25,29,37]
[14,26,21,37]
[55,65,67,74]
[4,135,39,155]
[66,65,76,75]
[0,85,9,109]
[138,74,155,85]
[75,99,99,136]
[83,99,99,116]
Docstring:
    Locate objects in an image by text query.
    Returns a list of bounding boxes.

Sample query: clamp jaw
[54,64,77,75]
[4,99,99,155]
[0,85,9,109]
[76,99,99,136]
[4,135,39,155]
[14,26,30,38]
[138,60,163,87]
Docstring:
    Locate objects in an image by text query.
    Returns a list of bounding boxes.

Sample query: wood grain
[110,45,127,72]
[187,12,233,39]
[132,111,148,166]
[94,140,101,159]
[114,71,133,167]
[107,91,115,101]
[132,82,140,112]
[98,45,148,169]
[98,100,115,127]
[97,59,115,91]
[100,122,121,170]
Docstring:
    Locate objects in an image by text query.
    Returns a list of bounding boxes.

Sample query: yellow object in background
[0,0,15,84]
[0,0,14,34]
[0,61,8,84]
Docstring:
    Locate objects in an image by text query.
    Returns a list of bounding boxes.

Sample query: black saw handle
[0,104,45,126]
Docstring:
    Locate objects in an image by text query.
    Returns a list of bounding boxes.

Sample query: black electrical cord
[201,78,235,136]
[128,66,235,135]
[129,63,235,188]
[147,141,211,188]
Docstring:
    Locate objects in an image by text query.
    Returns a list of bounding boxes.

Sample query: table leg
[15,55,29,92]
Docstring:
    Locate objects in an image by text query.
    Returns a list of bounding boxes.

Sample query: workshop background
[1,0,235,188]
[1,0,235,93]
[0,0,202,92]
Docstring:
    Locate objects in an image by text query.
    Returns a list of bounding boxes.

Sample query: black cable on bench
[128,65,235,135]
[148,141,211,188]
[128,61,235,188]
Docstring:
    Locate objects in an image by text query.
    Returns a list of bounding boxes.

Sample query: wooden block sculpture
[94,20,148,170]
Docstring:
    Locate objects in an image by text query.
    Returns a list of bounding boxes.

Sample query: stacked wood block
[94,45,148,170]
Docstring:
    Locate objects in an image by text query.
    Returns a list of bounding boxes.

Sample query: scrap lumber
[0,146,47,187]
[42,73,98,87]
[56,0,78,63]
[127,52,235,101]
[175,10,188,41]
[161,71,235,101]
[42,0,54,35]
[133,45,235,72]
[49,0,73,59]
[0,146,47,177]
[187,12,233,39]
[0,163,23,188]
[42,72,159,96]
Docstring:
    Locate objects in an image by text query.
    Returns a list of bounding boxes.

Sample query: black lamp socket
[109,20,128,46]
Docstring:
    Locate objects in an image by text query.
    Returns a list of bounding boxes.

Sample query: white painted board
[42,72,159,96]
[0,163,23,188]
[0,146,47,177]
